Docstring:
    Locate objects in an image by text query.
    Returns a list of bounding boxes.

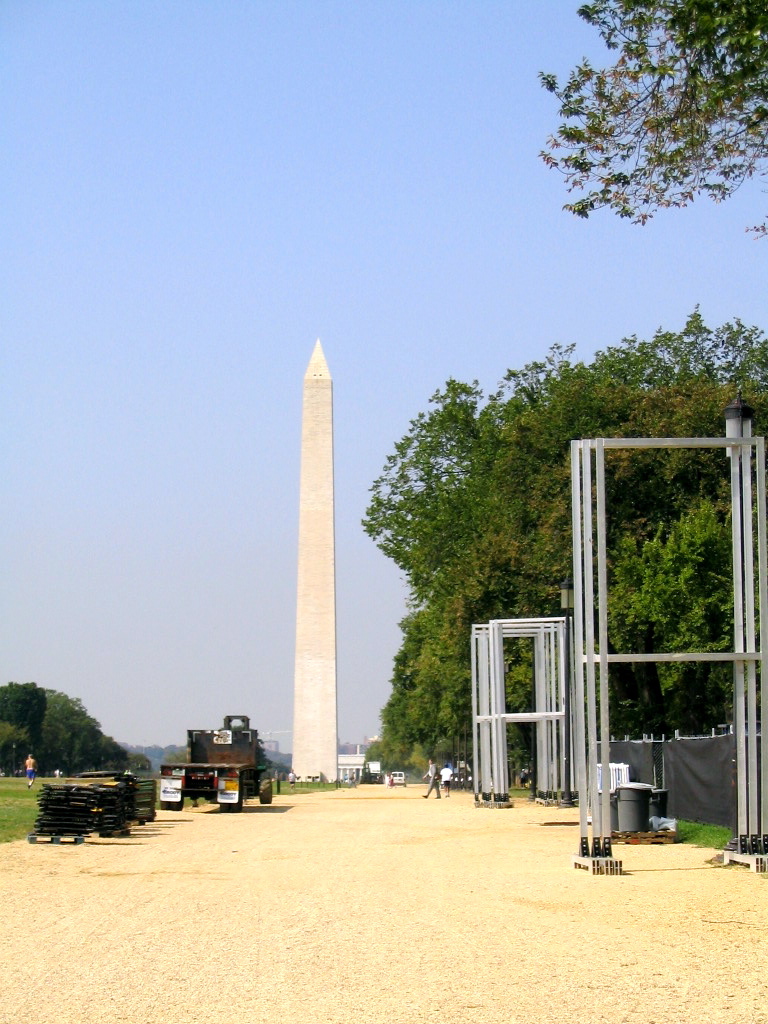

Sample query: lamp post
[560,578,575,807]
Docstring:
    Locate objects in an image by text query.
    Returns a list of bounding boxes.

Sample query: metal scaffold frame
[572,416,767,874]
[471,617,568,807]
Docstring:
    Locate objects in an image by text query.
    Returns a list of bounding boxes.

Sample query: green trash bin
[617,783,653,832]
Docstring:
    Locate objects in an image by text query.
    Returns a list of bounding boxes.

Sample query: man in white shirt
[440,763,453,797]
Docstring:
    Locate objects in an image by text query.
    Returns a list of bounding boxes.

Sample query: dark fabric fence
[604,735,745,829]
[665,735,737,830]
[608,740,655,785]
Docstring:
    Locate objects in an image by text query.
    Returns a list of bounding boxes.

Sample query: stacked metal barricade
[29,773,157,844]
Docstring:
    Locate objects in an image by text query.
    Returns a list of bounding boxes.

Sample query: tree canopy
[0,682,129,775]
[0,682,47,752]
[540,1,768,231]
[363,311,768,760]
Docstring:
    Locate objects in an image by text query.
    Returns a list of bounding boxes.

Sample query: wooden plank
[611,830,678,844]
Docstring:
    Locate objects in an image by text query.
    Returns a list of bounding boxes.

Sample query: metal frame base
[572,855,623,875]
[723,851,768,873]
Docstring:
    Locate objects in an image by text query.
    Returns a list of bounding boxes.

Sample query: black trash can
[617,783,653,832]
[649,789,668,819]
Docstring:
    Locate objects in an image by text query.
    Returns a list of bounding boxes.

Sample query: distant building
[337,741,371,756]
[338,752,366,782]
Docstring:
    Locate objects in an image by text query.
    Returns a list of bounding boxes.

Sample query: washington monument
[292,340,338,781]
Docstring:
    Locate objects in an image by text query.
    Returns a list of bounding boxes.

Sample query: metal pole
[741,431,758,834]
[757,437,768,834]
[561,585,574,806]
[547,624,559,797]
[535,630,547,798]
[497,624,510,800]
[571,440,589,851]
[582,442,601,847]
[472,626,489,800]
[596,439,613,847]
[726,398,749,842]
[528,652,537,801]
[489,621,506,801]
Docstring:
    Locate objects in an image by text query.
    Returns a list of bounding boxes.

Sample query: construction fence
[608,734,749,830]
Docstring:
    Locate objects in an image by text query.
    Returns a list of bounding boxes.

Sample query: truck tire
[259,779,273,805]
[161,798,184,811]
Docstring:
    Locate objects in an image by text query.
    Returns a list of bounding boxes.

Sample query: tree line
[362,311,768,771]
[0,682,129,777]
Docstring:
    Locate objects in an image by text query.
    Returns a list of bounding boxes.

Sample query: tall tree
[97,735,131,772]
[610,501,734,734]
[541,1,768,231]
[0,682,47,751]
[39,691,103,774]
[0,721,30,775]
[365,379,502,606]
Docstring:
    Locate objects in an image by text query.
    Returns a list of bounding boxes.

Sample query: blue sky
[2,2,766,749]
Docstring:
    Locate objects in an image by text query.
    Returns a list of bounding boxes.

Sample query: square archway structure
[571,422,767,872]
[471,617,568,807]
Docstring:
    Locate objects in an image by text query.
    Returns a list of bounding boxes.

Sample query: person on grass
[25,754,37,789]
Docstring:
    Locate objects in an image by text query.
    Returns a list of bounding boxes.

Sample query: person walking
[25,754,37,789]
[422,758,440,799]
[440,762,453,797]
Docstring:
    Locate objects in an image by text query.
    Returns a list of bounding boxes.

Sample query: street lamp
[560,578,575,807]
[724,391,754,440]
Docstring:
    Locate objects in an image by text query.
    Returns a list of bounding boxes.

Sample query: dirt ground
[1,785,766,1024]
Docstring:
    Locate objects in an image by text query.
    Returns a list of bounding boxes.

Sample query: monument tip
[306,338,331,379]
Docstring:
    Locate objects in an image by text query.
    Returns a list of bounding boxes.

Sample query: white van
[390,772,406,786]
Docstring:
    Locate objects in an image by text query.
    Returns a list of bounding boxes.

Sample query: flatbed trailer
[159,715,272,813]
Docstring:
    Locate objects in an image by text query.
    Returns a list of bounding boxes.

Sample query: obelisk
[292,340,338,781]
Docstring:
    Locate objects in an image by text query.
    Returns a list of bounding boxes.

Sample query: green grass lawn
[0,777,40,843]
[676,819,732,849]
[285,781,341,794]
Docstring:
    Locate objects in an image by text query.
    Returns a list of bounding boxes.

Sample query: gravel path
[1,786,766,1024]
